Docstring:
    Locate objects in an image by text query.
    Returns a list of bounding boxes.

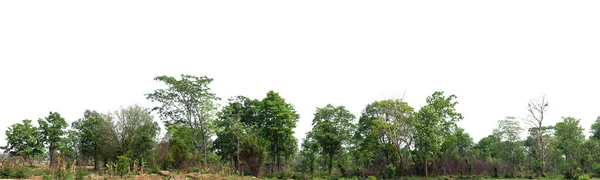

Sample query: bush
[579,174,590,180]
[367,176,377,180]
[0,167,31,179]
[150,166,160,174]
[115,155,132,177]
[386,163,396,178]
[75,168,90,180]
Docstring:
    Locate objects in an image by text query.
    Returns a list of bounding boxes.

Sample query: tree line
[3,74,600,179]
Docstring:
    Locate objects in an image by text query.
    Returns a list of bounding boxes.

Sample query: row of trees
[2,105,159,171]
[4,74,600,179]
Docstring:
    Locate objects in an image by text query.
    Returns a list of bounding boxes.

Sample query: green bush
[0,167,31,179]
[579,174,590,180]
[75,168,90,180]
[367,176,377,180]
[115,155,132,177]
[150,166,160,174]
[594,163,600,177]
[386,163,396,178]
[42,174,52,180]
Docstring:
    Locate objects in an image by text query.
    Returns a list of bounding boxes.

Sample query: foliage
[259,91,299,173]
[2,119,45,162]
[414,91,463,177]
[112,105,160,164]
[146,74,219,165]
[311,104,355,175]
[115,155,132,177]
[38,111,68,168]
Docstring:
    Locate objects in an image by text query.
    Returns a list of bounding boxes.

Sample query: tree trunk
[236,138,240,174]
[328,153,333,176]
[425,158,428,179]
[94,144,99,170]
[49,144,54,168]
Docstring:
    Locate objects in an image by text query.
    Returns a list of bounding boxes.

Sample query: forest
[2,74,600,180]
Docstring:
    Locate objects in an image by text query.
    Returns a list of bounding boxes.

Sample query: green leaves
[146,74,219,165]
[311,104,356,175]
[2,119,45,160]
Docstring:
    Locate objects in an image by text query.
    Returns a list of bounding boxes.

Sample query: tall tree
[214,96,254,172]
[298,134,319,175]
[72,110,114,170]
[146,74,219,165]
[524,94,550,177]
[112,105,160,163]
[2,119,45,165]
[259,91,299,172]
[38,112,68,168]
[414,91,463,177]
[356,99,414,177]
[311,104,356,175]
[554,117,585,174]
[590,116,600,140]
[493,116,524,176]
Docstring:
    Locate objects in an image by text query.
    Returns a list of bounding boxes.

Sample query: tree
[2,119,45,165]
[239,128,267,178]
[298,135,319,175]
[590,116,600,140]
[414,91,463,177]
[214,96,254,172]
[524,94,550,177]
[259,91,299,172]
[72,110,115,170]
[146,74,219,165]
[554,117,585,174]
[493,116,525,177]
[112,105,160,164]
[38,112,68,168]
[356,99,414,177]
[472,134,501,160]
[311,104,356,175]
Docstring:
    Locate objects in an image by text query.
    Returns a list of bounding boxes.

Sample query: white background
[1,1,600,146]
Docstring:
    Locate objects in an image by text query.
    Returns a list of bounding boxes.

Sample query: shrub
[115,155,132,177]
[386,163,396,178]
[75,168,90,180]
[367,176,377,180]
[579,174,590,180]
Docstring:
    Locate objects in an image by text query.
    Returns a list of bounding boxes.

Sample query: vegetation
[4,74,600,179]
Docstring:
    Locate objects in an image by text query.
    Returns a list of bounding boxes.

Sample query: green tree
[38,112,68,168]
[2,119,45,165]
[239,128,267,178]
[355,99,414,177]
[311,104,356,175]
[555,117,585,174]
[165,124,194,169]
[146,74,219,165]
[590,116,600,140]
[414,91,463,177]
[72,110,115,170]
[112,105,160,165]
[298,134,319,175]
[214,96,255,172]
[259,91,299,173]
[472,134,500,160]
[493,116,525,177]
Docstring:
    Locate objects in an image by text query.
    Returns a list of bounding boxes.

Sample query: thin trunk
[236,138,240,174]
[328,153,333,176]
[94,143,99,170]
[425,158,428,179]
[49,144,54,168]
[276,138,280,172]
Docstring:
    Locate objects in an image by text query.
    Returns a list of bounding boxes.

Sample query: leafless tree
[524,94,549,177]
